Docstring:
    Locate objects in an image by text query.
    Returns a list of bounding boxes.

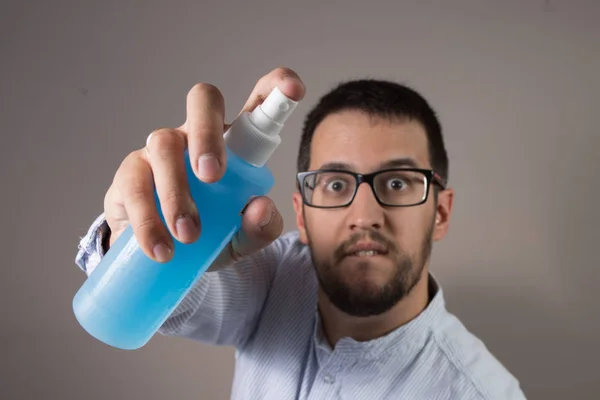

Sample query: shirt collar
[313,273,446,363]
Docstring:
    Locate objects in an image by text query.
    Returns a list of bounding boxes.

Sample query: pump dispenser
[73,87,299,350]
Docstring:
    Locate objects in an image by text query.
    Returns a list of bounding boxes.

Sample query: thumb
[210,196,283,271]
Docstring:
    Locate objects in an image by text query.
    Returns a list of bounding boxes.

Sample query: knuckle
[189,125,224,155]
[161,188,187,211]
[148,128,178,151]
[130,148,146,160]
[193,121,222,140]
[150,127,174,136]
[116,158,141,191]
[121,150,140,167]
[122,175,150,203]
[103,185,115,210]
[135,214,160,235]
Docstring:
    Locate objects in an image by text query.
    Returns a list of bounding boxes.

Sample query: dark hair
[296,79,449,185]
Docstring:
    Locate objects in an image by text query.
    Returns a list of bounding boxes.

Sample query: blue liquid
[73,146,274,350]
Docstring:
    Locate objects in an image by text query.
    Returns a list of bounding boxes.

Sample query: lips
[344,241,388,257]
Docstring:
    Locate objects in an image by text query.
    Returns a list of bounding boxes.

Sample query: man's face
[293,110,452,317]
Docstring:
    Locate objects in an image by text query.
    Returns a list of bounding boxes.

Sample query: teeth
[354,250,379,256]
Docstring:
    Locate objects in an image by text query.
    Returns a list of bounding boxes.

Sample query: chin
[315,256,419,317]
[327,281,402,317]
[340,256,395,281]
[343,270,393,294]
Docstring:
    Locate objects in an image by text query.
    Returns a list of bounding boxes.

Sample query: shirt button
[323,374,335,384]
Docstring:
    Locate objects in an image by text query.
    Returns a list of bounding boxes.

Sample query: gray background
[1,0,599,399]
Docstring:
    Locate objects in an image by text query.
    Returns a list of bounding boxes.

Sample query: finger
[104,184,129,247]
[224,67,306,131]
[233,196,283,257]
[210,196,283,270]
[145,127,200,245]
[116,150,174,263]
[183,83,226,183]
[241,67,306,113]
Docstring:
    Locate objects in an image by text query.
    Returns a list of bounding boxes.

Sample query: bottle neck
[223,112,281,167]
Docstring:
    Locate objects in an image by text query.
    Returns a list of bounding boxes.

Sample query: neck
[317,268,431,346]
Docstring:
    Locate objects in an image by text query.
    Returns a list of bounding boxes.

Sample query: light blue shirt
[76,213,527,400]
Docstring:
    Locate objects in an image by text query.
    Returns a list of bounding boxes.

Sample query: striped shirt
[76,213,527,400]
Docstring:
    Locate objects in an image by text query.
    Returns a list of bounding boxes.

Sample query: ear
[292,191,309,244]
[433,188,454,242]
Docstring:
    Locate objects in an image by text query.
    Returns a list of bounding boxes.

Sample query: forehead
[309,110,431,172]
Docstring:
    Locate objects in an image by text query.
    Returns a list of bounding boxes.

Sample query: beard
[306,221,434,318]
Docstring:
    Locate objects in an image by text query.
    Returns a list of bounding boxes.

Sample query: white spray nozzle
[248,87,298,137]
[224,86,299,167]
[258,86,298,124]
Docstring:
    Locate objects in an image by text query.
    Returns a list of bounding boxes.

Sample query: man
[76,68,526,399]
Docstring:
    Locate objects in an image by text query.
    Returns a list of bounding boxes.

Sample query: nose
[346,182,384,231]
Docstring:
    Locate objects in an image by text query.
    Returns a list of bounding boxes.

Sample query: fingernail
[176,216,198,241]
[197,154,220,180]
[153,242,172,262]
[259,203,275,229]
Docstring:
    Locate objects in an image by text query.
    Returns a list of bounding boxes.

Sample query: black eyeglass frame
[296,168,447,209]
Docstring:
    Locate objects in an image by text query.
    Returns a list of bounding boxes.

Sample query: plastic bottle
[72,87,299,350]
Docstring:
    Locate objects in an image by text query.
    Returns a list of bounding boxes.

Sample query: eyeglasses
[296,168,447,208]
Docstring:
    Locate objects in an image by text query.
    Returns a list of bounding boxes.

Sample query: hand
[103,67,306,264]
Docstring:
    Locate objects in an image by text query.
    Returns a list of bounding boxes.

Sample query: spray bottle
[73,87,298,350]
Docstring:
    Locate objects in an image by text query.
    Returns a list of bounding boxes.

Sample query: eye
[387,178,407,191]
[326,179,347,192]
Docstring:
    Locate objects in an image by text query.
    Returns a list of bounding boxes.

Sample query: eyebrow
[318,157,421,171]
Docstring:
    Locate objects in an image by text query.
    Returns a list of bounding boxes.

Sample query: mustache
[333,230,397,261]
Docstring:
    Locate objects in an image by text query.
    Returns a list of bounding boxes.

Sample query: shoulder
[430,310,527,400]
[250,230,313,283]
[263,230,311,267]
